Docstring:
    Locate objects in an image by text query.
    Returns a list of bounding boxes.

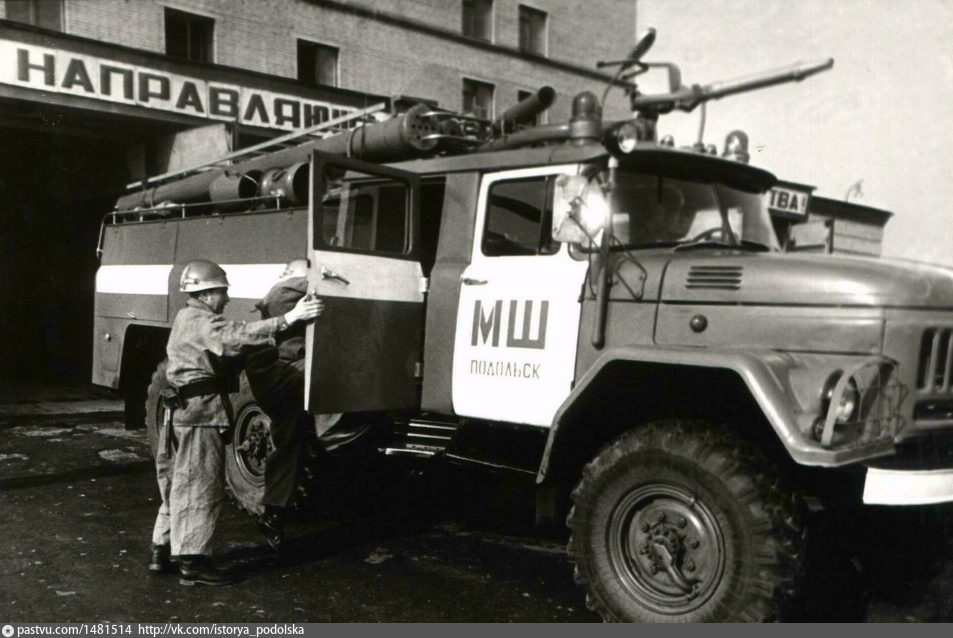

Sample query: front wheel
[568,420,806,622]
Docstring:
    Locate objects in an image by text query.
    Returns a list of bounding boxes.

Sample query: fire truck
[92,30,953,622]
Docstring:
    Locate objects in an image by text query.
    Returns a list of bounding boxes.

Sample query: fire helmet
[179,259,230,293]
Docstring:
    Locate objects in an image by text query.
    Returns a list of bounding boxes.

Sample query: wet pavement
[1,414,952,622]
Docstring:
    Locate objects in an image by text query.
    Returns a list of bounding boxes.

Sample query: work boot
[257,507,285,552]
[149,543,172,574]
[177,555,234,586]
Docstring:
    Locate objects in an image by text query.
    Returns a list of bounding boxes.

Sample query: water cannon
[629,58,834,115]
[594,29,833,151]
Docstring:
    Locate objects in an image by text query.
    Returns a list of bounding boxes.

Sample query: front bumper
[863,466,953,505]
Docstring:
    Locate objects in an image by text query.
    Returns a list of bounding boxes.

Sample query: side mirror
[552,174,607,244]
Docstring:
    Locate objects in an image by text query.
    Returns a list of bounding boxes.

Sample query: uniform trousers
[246,349,307,508]
[151,425,226,556]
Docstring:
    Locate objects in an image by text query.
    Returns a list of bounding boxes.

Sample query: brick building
[0,0,636,383]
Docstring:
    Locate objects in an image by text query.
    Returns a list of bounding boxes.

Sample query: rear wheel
[568,420,805,622]
[224,379,322,515]
[224,381,272,515]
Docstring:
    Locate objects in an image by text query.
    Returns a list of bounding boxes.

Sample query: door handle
[462,277,488,286]
[320,266,350,285]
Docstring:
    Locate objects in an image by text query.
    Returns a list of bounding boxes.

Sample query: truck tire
[224,378,271,516]
[146,360,320,516]
[224,378,321,516]
[567,420,806,623]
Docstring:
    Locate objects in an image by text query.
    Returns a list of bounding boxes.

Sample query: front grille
[916,328,953,392]
[686,265,743,290]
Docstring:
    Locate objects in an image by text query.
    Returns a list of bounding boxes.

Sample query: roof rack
[125,103,388,190]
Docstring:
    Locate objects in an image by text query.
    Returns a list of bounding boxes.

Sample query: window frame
[462,77,495,120]
[461,0,494,42]
[297,38,340,88]
[4,0,63,31]
[164,7,215,63]
[518,4,548,57]
[311,153,421,262]
[481,175,560,258]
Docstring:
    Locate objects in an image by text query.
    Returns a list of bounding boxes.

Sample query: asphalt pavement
[1,407,952,622]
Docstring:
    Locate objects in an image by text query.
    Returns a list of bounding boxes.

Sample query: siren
[569,91,601,143]
[722,130,750,164]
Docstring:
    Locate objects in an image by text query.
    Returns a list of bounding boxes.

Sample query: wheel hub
[234,407,272,482]
[609,484,727,615]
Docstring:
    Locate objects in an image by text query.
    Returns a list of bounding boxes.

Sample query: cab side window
[483,177,558,256]
[320,172,410,255]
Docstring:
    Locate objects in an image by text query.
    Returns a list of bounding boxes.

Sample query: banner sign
[765,183,813,221]
[0,40,360,132]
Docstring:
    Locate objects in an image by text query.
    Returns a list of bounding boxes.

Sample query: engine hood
[660,252,953,308]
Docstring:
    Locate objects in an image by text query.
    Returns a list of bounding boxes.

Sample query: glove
[284,292,323,327]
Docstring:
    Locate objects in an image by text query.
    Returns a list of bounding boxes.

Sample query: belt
[178,376,240,400]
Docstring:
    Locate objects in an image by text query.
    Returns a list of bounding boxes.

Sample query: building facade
[0,0,636,383]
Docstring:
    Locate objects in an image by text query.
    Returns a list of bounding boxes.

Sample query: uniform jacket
[167,298,280,427]
[255,276,307,362]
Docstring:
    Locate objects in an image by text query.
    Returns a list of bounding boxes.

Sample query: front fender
[538,345,899,483]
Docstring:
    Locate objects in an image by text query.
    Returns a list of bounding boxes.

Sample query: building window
[462,0,493,42]
[4,0,63,31]
[463,79,494,120]
[165,8,214,63]
[298,40,339,87]
[518,5,547,56]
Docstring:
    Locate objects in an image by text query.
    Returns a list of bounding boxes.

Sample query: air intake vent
[686,265,743,290]
[917,327,953,393]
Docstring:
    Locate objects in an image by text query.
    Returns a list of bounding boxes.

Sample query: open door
[305,151,423,413]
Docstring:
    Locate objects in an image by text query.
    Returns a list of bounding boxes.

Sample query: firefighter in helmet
[246,258,373,550]
[150,259,321,586]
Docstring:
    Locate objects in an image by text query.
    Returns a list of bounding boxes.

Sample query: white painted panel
[96,265,173,295]
[451,164,587,427]
[863,467,953,505]
[219,263,287,300]
[310,251,424,303]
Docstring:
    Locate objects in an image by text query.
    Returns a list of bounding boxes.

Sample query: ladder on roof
[125,103,388,190]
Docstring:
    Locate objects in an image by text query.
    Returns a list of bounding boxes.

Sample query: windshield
[605,170,780,251]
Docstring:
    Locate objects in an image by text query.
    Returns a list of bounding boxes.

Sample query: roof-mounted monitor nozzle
[597,28,833,120]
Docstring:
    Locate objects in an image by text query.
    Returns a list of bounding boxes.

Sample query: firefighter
[151,259,321,586]
[247,258,378,550]
[245,258,314,550]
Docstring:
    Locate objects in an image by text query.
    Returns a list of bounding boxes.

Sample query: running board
[381,416,459,459]
[382,448,437,458]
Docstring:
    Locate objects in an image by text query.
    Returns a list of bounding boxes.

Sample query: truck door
[305,151,423,413]
[452,166,589,426]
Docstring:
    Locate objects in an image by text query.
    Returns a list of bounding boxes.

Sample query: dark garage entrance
[0,126,127,385]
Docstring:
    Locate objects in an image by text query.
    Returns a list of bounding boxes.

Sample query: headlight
[822,371,859,423]
[615,122,639,153]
